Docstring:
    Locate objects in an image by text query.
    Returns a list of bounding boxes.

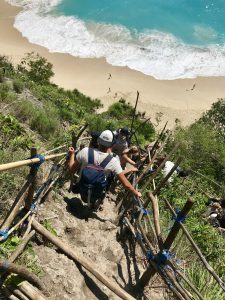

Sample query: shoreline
[1,1,225,128]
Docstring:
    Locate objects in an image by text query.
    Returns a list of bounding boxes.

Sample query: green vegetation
[168,99,225,185]
[0,53,225,298]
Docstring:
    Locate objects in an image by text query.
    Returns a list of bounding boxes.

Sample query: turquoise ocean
[7,0,225,79]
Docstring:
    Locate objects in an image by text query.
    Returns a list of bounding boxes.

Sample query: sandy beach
[1,0,225,128]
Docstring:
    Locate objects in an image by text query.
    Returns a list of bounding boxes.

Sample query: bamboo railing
[0,125,224,300]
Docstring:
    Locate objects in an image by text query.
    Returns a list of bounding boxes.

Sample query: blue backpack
[79,148,113,202]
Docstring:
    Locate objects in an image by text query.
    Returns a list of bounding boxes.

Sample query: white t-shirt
[76,147,123,177]
[162,161,177,183]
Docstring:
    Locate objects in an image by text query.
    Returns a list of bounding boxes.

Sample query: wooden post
[164,198,195,249]
[163,198,225,291]
[25,147,38,211]
[138,198,195,288]
[32,219,135,300]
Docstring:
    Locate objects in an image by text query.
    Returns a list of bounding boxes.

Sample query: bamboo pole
[8,286,29,300]
[163,198,225,291]
[1,178,32,231]
[0,153,66,173]
[32,219,135,300]
[0,260,44,291]
[148,193,164,250]
[19,282,47,300]
[2,287,20,300]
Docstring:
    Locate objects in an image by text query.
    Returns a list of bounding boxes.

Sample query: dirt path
[33,184,165,300]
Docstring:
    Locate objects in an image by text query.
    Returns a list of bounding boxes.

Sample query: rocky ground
[33,182,166,300]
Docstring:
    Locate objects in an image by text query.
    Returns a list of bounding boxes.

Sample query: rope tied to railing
[28,154,45,174]
[0,228,9,241]
[146,249,175,288]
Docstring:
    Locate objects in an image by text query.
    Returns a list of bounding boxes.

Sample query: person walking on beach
[108,73,112,80]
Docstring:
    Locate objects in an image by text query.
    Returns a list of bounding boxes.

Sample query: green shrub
[13,79,24,93]
[17,52,54,85]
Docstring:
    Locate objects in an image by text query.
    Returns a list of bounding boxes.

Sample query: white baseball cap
[97,130,114,147]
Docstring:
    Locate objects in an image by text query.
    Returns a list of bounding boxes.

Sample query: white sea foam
[6,0,225,80]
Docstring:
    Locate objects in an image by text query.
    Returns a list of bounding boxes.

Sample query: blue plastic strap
[135,232,143,241]
[88,148,94,164]
[174,208,186,224]
[141,207,150,216]
[29,154,45,174]
[156,250,174,265]
[146,250,154,261]
[0,228,9,241]
[30,202,37,213]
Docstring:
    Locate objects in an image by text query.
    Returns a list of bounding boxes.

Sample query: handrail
[0,152,66,172]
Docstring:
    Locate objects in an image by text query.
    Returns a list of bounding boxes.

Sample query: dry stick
[152,157,182,197]
[1,178,33,231]
[18,282,47,300]
[0,153,66,173]
[130,91,140,135]
[138,197,195,288]
[0,260,44,291]
[148,193,164,250]
[141,143,180,193]
[150,121,168,157]
[9,231,35,263]
[163,198,225,291]
[174,269,205,300]
[32,219,135,300]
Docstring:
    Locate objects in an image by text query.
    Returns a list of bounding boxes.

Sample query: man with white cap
[68,130,141,205]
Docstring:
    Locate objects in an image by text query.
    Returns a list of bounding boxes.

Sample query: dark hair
[120,127,130,136]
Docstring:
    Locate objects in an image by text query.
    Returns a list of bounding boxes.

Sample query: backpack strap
[100,154,113,169]
[88,148,94,164]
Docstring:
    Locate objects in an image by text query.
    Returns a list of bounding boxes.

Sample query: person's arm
[122,153,137,166]
[117,172,141,197]
[67,147,80,174]
[122,167,138,177]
